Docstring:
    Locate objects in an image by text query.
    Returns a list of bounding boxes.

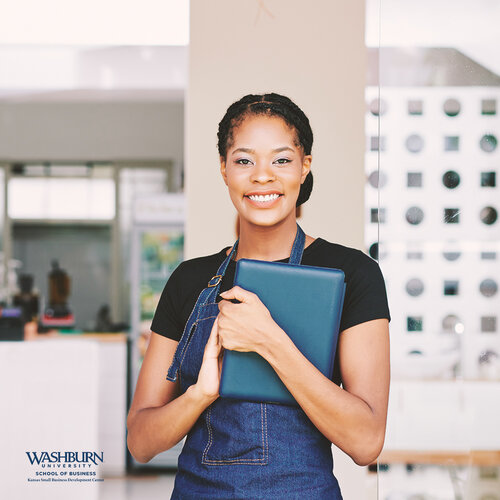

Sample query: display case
[128,193,185,469]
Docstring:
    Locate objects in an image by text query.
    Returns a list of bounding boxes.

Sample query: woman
[127,93,391,499]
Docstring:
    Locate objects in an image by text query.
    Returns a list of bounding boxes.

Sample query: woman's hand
[217,286,284,354]
[192,317,224,404]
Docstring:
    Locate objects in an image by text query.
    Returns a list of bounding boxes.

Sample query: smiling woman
[126,93,391,499]
[219,113,311,235]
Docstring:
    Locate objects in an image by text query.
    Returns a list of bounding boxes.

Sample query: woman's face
[220,114,311,228]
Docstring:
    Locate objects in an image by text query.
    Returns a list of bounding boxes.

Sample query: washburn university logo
[26,451,104,467]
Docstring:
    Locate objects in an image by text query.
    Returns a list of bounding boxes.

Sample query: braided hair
[217,93,314,207]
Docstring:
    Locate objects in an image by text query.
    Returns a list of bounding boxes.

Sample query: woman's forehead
[230,114,300,149]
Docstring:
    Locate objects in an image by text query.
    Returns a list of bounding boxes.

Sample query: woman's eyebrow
[232,146,295,154]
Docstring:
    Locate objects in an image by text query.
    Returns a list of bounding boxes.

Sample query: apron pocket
[202,398,268,466]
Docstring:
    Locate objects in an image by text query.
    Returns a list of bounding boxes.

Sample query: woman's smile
[244,190,283,207]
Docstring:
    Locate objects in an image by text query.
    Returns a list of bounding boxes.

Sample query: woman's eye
[236,159,252,166]
[274,158,291,165]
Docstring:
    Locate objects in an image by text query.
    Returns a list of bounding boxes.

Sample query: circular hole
[405,134,424,153]
[368,242,387,260]
[480,134,498,153]
[442,170,460,189]
[406,206,424,225]
[369,242,378,260]
[480,279,498,297]
[443,98,461,117]
[443,251,461,261]
[480,206,498,225]
[406,278,424,297]
[369,98,387,116]
[368,170,387,188]
[442,315,464,334]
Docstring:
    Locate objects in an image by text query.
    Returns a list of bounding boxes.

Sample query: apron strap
[202,222,305,302]
[288,223,306,265]
[201,238,239,304]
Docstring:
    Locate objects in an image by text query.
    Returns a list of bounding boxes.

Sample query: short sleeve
[339,251,391,332]
[150,263,185,342]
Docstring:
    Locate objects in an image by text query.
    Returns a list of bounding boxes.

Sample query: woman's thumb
[207,316,219,347]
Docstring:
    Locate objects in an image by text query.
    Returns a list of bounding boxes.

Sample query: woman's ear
[301,155,312,183]
[220,157,228,186]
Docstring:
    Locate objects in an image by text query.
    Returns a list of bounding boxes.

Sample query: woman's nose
[249,162,275,183]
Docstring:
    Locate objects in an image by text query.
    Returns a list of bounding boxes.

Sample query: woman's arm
[218,287,390,466]
[127,324,222,463]
[260,318,390,466]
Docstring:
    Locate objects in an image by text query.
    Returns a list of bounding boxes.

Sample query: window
[406,278,424,296]
[406,206,424,225]
[371,208,386,223]
[442,170,460,189]
[443,98,461,117]
[407,172,423,187]
[370,136,386,152]
[408,100,423,115]
[444,136,460,151]
[479,279,498,297]
[369,98,387,116]
[480,206,498,225]
[444,280,459,296]
[443,251,461,261]
[480,134,497,152]
[480,172,496,187]
[444,208,460,224]
[407,316,423,332]
[481,99,497,116]
[481,316,497,332]
[406,134,424,153]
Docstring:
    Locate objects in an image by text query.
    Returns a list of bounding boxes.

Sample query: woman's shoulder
[172,246,230,277]
[306,236,375,267]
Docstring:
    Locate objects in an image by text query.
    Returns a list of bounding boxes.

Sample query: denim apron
[166,223,343,499]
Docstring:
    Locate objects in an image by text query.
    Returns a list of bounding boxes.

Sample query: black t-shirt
[151,237,391,386]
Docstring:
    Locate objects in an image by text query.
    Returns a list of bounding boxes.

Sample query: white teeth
[248,194,280,202]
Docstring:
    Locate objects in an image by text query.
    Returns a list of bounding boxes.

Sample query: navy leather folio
[219,258,346,406]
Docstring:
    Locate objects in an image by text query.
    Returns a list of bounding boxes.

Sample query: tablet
[219,258,346,405]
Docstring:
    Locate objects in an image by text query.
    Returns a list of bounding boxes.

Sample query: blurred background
[0,1,498,499]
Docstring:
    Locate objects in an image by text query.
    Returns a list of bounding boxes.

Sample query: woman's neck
[231,218,311,262]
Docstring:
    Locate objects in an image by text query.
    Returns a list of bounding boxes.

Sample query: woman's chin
[238,210,294,228]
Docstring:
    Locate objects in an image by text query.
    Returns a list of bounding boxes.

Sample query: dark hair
[217,93,314,207]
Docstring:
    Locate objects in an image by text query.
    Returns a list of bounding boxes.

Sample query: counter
[0,331,127,500]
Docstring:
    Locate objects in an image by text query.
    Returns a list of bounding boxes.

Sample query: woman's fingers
[204,316,221,356]
[219,286,256,304]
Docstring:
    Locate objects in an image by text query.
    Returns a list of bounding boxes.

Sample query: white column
[186,0,367,257]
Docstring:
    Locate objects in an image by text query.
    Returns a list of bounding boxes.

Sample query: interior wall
[0,100,184,163]
[186,0,367,258]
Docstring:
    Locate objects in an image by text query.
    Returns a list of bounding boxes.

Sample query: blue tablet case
[219,258,346,406]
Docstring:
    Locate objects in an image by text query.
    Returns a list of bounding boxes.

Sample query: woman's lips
[244,193,283,208]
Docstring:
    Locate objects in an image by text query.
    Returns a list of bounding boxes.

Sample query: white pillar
[186,3,370,494]
[186,0,367,257]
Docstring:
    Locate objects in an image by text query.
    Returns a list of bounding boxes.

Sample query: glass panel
[370,0,500,497]
[118,165,170,335]
[0,167,4,250]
